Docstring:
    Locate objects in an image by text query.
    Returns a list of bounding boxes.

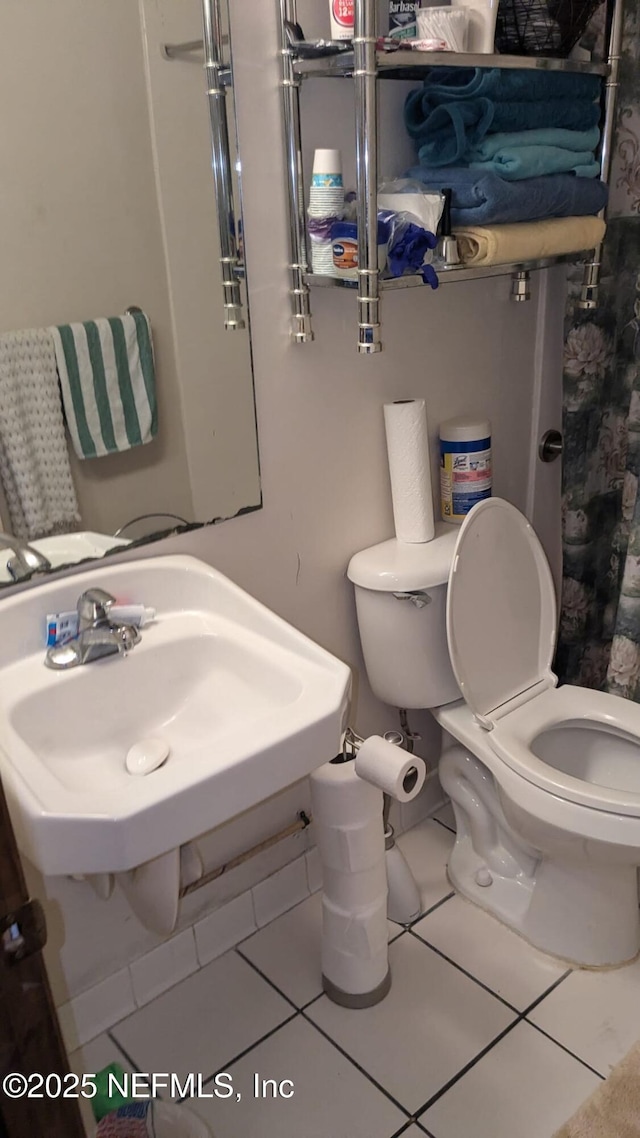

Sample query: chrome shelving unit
[278,0,314,344]
[306,251,593,288]
[294,49,610,80]
[279,0,620,352]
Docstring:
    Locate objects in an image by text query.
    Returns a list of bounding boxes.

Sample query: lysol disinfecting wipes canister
[439,416,492,523]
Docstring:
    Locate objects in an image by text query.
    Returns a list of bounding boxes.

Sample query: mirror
[0,0,260,586]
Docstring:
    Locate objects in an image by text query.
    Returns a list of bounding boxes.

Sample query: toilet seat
[446,498,640,819]
[490,684,640,817]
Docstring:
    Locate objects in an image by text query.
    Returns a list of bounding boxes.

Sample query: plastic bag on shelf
[378,180,444,236]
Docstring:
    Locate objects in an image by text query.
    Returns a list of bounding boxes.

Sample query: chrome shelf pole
[354,0,381,353]
[279,0,314,343]
[578,0,624,310]
[201,0,245,330]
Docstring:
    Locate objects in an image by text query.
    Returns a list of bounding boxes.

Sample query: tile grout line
[388,925,406,943]
[519,968,573,1017]
[373,889,456,940]
[414,969,594,1122]
[524,1019,606,1080]
[300,991,325,1012]
[389,1123,415,1138]
[416,1016,524,1120]
[409,891,456,926]
[106,1031,143,1075]
[235,947,301,1013]
[300,1007,411,1120]
[408,928,521,1014]
[390,1122,424,1138]
[177,1010,301,1103]
[391,891,456,938]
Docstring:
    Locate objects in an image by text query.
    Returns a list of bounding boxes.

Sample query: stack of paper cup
[309,149,344,276]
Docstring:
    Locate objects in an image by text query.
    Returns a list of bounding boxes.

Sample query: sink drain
[126,737,170,776]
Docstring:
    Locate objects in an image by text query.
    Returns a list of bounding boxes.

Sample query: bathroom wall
[24,0,563,1030]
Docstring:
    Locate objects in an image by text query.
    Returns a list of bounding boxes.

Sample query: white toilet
[348,497,640,967]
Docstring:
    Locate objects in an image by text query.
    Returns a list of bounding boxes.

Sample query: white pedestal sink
[0,555,351,883]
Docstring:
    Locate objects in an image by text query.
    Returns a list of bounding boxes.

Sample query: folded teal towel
[469,147,599,180]
[51,311,158,460]
[468,125,600,159]
[405,68,602,167]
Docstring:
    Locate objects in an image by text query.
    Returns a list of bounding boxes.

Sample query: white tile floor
[73,812,640,1138]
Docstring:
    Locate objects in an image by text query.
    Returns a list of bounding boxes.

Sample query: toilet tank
[347,526,461,710]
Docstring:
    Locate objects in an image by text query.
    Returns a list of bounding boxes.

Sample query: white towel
[0,328,80,540]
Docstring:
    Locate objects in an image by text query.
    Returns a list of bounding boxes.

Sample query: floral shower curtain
[555,0,640,698]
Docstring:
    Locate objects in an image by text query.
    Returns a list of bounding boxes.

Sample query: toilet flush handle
[392,591,432,609]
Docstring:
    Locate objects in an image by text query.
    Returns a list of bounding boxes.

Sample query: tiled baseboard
[57,848,318,1051]
[57,781,446,1052]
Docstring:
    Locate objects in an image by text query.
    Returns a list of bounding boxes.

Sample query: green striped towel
[50,311,158,459]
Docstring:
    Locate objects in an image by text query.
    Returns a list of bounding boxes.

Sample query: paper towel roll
[355,735,427,803]
[383,398,436,543]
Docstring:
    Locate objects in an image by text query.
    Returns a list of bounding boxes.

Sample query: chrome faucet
[45,587,141,670]
[0,533,51,581]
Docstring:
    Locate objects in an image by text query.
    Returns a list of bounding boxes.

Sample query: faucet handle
[77,588,116,630]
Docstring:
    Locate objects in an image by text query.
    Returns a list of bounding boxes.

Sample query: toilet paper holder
[343,725,410,760]
[342,724,428,810]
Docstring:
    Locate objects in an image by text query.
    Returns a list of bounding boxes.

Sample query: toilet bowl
[348,498,640,967]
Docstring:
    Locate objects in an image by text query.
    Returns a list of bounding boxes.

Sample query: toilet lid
[446,499,557,724]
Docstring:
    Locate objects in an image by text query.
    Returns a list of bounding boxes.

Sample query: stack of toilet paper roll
[383,398,435,543]
[311,735,426,1006]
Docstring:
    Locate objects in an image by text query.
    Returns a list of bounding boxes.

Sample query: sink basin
[0,555,351,876]
[0,531,130,582]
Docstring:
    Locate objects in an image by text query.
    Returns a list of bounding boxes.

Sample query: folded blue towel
[469,147,599,180]
[408,66,601,110]
[414,100,601,166]
[404,167,609,226]
[405,68,602,167]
